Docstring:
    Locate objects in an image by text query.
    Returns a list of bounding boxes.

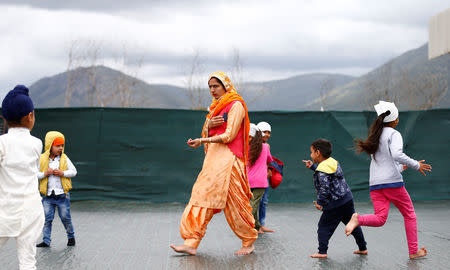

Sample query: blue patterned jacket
[310,157,352,210]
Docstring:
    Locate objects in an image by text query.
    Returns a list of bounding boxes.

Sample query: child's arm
[54,157,77,177]
[390,132,420,170]
[316,173,331,208]
[302,160,317,171]
[63,157,77,178]
[266,144,274,164]
[37,164,52,180]
[390,132,432,175]
[37,170,45,180]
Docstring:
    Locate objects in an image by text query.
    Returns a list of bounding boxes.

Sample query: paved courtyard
[1,200,449,269]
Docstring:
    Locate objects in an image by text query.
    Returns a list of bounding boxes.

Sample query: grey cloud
[0,0,208,12]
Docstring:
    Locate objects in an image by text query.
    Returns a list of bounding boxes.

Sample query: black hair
[209,77,226,90]
[249,130,263,166]
[311,138,332,159]
[354,111,392,157]
[6,118,22,126]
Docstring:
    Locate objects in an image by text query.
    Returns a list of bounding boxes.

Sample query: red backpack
[268,157,284,189]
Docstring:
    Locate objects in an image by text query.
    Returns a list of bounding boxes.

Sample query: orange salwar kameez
[180,101,258,249]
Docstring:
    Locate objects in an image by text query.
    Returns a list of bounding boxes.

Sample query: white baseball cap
[249,123,260,137]
[374,101,398,123]
[257,121,271,132]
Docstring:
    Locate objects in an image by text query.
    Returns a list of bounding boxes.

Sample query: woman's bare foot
[345,213,359,236]
[310,253,327,258]
[258,228,265,234]
[234,245,254,255]
[409,247,427,259]
[170,244,197,255]
[354,250,368,255]
[260,226,275,233]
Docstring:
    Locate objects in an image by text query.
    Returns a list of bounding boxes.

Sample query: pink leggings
[358,186,418,254]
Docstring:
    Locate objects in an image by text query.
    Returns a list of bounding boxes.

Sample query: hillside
[306,44,450,111]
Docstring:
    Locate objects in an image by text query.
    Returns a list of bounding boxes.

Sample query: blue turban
[1,85,34,121]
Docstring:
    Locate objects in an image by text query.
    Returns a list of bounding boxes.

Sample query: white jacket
[369,127,420,191]
[0,128,43,237]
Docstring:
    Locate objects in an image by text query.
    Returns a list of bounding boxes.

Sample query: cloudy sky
[0,0,447,98]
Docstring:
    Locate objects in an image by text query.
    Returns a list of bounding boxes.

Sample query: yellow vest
[39,131,72,195]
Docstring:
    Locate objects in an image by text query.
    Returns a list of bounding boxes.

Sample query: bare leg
[310,253,327,258]
[345,213,359,236]
[234,245,254,255]
[170,244,197,256]
[409,247,427,259]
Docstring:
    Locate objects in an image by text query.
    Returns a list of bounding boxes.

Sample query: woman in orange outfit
[170,71,258,256]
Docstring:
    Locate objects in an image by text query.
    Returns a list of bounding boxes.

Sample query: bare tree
[64,39,144,108]
[319,76,336,111]
[229,48,266,106]
[363,61,398,109]
[397,69,447,110]
[230,47,244,92]
[64,39,103,107]
[114,45,143,107]
[362,60,447,110]
[64,41,77,107]
[185,49,208,110]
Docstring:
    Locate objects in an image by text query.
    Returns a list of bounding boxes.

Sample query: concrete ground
[1,200,449,270]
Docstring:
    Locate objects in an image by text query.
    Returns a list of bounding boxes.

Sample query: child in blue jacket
[302,138,367,258]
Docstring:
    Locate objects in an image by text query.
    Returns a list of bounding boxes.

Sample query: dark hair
[209,77,226,90]
[311,139,332,159]
[354,111,391,156]
[6,118,22,126]
[249,130,263,166]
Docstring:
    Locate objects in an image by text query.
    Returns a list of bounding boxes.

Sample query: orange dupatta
[201,71,250,167]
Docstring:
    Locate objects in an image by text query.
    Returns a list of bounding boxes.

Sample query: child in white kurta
[0,85,45,270]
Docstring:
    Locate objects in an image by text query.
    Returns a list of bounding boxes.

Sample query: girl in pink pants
[345,101,432,259]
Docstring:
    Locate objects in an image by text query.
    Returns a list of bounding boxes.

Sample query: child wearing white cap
[256,121,275,233]
[247,124,273,233]
[346,101,432,259]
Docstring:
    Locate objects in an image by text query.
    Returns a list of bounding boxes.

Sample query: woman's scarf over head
[201,71,250,166]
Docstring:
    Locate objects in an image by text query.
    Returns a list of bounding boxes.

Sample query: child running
[0,85,45,270]
[303,139,367,258]
[247,124,273,234]
[345,101,431,259]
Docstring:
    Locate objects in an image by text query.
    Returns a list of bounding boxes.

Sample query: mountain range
[29,43,449,111]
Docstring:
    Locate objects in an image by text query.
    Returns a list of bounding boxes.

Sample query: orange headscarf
[201,71,250,166]
[52,137,65,146]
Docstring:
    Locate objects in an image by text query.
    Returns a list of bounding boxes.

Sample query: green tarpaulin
[20,108,450,202]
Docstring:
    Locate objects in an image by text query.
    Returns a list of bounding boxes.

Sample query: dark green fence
[29,108,449,203]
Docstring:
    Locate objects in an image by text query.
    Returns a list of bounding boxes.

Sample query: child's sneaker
[67,238,76,246]
[36,242,49,248]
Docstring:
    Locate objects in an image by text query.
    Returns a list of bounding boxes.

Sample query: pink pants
[358,186,418,254]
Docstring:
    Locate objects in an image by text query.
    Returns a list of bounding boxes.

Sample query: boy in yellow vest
[36,131,77,247]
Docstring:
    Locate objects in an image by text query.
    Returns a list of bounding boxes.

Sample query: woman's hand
[208,116,224,129]
[187,138,202,149]
[418,160,432,176]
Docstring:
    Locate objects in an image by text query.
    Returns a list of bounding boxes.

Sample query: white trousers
[0,197,44,270]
